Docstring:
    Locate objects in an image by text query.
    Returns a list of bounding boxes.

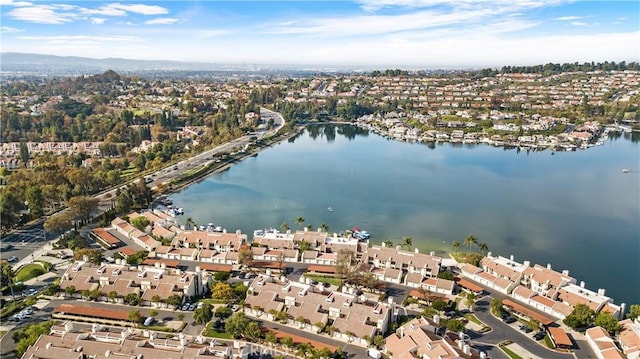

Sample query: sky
[1,0,639,69]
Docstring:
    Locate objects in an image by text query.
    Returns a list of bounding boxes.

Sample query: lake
[171,125,640,306]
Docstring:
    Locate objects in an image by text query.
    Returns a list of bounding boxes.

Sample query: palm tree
[452,240,460,252]
[305,223,313,231]
[185,217,195,230]
[401,236,413,250]
[463,234,477,250]
[320,223,329,233]
[383,240,394,248]
[478,242,489,256]
[295,216,305,230]
[280,221,290,233]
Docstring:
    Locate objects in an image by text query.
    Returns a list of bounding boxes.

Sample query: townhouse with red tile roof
[244,274,392,347]
[384,316,486,359]
[59,260,209,307]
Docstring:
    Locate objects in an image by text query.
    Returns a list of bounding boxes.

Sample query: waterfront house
[585,326,625,359]
[618,317,640,358]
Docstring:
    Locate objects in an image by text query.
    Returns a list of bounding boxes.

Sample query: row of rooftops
[245,274,392,340]
[59,261,206,302]
[462,253,623,319]
[21,321,248,359]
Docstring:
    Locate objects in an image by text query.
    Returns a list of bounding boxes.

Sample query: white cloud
[555,15,582,21]
[570,21,587,26]
[18,35,139,41]
[0,0,33,6]
[7,5,76,24]
[1,25,25,33]
[107,3,169,16]
[90,18,106,25]
[144,18,179,25]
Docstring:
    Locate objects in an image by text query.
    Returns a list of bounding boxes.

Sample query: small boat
[328,206,333,212]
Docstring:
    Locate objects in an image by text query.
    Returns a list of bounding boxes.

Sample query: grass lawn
[15,263,46,282]
[302,274,342,287]
[499,344,523,359]
[463,313,483,325]
[202,322,233,339]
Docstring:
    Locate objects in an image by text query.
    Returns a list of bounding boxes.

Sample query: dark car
[503,316,516,324]
[534,332,546,340]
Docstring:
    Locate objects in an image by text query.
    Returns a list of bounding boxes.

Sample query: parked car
[503,316,516,324]
[534,332,546,340]
[188,303,196,311]
[7,256,18,262]
[181,303,190,311]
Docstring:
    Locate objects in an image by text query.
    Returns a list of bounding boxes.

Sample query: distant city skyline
[1,0,638,69]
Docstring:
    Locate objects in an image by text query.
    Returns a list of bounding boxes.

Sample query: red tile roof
[54,303,129,321]
[199,263,233,272]
[503,299,555,326]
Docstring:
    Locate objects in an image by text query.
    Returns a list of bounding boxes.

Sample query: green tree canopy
[194,303,213,325]
[563,304,595,329]
[594,312,622,334]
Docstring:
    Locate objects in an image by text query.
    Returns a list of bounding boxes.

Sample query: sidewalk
[505,342,543,359]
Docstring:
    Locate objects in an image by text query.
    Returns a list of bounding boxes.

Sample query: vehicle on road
[7,256,19,262]
[366,348,382,359]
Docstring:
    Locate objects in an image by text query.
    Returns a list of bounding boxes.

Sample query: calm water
[172,125,640,305]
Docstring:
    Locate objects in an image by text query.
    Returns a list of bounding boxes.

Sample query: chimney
[523,260,530,267]
[487,251,492,257]
[597,288,606,296]
[381,242,386,247]
[580,281,585,288]
[433,315,440,325]
[620,303,627,320]
[64,322,74,334]
[236,229,241,234]
[546,263,552,269]
[463,344,471,355]
[562,270,569,276]
[509,255,514,261]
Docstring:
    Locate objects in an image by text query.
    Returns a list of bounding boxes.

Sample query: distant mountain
[0,52,362,76]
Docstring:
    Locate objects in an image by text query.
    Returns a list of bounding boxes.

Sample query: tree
[627,304,640,320]
[0,262,16,299]
[463,235,478,250]
[383,240,394,248]
[74,248,103,265]
[432,299,448,312]
[437,270,455,280]
[211,282,233,301]
[478,242,489,255]
[148,309,158,318]
[124,293,141,306]
[280,221,290,233]
[194,303,213,325]
[320,223,329,232]
[446,319,466,333]
[563,304,595,329]
[131,216,150,231]
[244,321,261,341]
[64,285,76,297]
[295,216,305,229]
[490,298,504,316]
[264,331,278,345]
[225,312,250,338]
[401,236,413,250]
[115,191,133,215]
[213,271,231,282]
[335,249,354,279]
[215,306,232,319]
[67,196,99,222]
[238,247,253,267]
[167,294,182,307]
[280,336,294,348]
[452,241,460,252]
[373,334,385,349]
[107,290,119,303]
[128,310,142,324]
[25,185,44,219]
[44,211,73,237]
[465,292,476,311]
[14,320,55,357]
[594,311,622,334]
[185,217,196,230]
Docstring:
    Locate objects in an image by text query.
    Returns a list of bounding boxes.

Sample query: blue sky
[1,0,638,68]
